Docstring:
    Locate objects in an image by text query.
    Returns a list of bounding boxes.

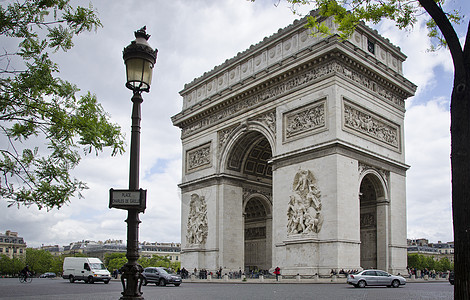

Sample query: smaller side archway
[359,170,389,271]
[243,193,272,273]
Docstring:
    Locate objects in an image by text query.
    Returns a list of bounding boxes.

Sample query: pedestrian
[274,266,280,281]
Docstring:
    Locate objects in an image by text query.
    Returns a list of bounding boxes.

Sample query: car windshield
[90,263,106,270]
[160,268,177,275]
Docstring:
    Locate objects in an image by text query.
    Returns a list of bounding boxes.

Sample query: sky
[0,0,468,248]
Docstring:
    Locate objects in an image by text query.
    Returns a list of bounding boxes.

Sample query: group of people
[179,267,280,280]
[330,269,359,276]
[407,268,450,279]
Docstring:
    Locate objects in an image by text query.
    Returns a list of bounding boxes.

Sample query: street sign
[109,188,147,212]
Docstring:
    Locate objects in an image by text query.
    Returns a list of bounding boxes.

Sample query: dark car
[347,269,406,288]
[39,272,56,278]
[449,271,454,285]
[142,267,182,286]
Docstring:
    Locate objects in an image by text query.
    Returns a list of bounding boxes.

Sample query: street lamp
[112,26,157,300]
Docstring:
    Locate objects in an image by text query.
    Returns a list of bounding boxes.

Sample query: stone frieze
[181,59,405,138]
[186,143,211,173]
[344,101,400,150]
[284,100,326,141]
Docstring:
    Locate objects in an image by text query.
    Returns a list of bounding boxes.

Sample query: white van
[62,257,111,284]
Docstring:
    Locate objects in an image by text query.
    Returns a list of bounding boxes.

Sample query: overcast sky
[1,0,468,248]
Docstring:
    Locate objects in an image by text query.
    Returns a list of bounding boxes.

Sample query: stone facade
[0,230,27,259]
[172,11,416,276]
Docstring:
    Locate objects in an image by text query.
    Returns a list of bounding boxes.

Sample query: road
[0,278,453,300]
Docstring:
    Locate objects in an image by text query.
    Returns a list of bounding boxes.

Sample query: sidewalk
[174,275,450,284]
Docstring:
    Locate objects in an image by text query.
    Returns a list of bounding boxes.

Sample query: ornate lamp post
[110,26,157,300]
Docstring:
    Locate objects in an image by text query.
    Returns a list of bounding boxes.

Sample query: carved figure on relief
[285,103,325,138]
[287,169,323,235]
[344,104,398,147]
[186,194,208,245]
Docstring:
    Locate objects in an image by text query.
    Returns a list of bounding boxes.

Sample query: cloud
[405,97,452,242]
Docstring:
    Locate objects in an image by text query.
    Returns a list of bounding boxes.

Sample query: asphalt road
[0,278,453,300]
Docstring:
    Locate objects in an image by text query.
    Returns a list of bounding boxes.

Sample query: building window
[0,248,3,252]
[19,249,23,254]
[367,39,375,54]
[6,248,9,253]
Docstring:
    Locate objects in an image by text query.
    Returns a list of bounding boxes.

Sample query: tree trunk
[451,69,470,300]
[415,2,469,298]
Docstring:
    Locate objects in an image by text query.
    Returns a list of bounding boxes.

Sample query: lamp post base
[119,262,144,300]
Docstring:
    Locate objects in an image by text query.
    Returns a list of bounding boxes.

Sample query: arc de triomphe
[172,12,416,276]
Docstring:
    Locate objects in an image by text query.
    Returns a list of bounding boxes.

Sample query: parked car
[39,272,56,278]
[449,271,454,285]
[347,269,406,288]
[142,267,182,286]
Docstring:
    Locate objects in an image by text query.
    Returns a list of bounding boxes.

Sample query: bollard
[296,274,301,282]
[207,274,211,281]
[259,275,264,282]
[223,274,229,282]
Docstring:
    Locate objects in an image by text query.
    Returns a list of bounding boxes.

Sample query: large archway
[359,173,388,270]
[226,131,273,273]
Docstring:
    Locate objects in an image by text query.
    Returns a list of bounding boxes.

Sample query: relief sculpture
[186,143,211,173]
[344,102,399,149]
[287,169,323,235]
[186,194,208,245]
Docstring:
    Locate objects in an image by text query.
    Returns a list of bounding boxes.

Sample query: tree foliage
[0,254,24,276]
[25,248,54,274]
[104,252,181,272]
[407,254,454,272]
[0,0,125,210]
[104,252,127,272]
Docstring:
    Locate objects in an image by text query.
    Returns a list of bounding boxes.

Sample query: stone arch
[218,121,275,175]
[358,170,389,271]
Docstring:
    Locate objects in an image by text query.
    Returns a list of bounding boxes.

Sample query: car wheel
[104,280,110,284]
[142,278,148,286]
[358,280,366,288]
[174,284,181,287]
[391,279,399,288]
[87,276,94,284]
[159,278,166,286]
[69,275,75,283]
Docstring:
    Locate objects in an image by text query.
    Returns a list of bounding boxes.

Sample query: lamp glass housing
[125,57,154,92]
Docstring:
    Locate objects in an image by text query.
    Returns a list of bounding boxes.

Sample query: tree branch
[418,0,465,80]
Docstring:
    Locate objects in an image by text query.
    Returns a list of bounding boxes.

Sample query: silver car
[347,269,406,288]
